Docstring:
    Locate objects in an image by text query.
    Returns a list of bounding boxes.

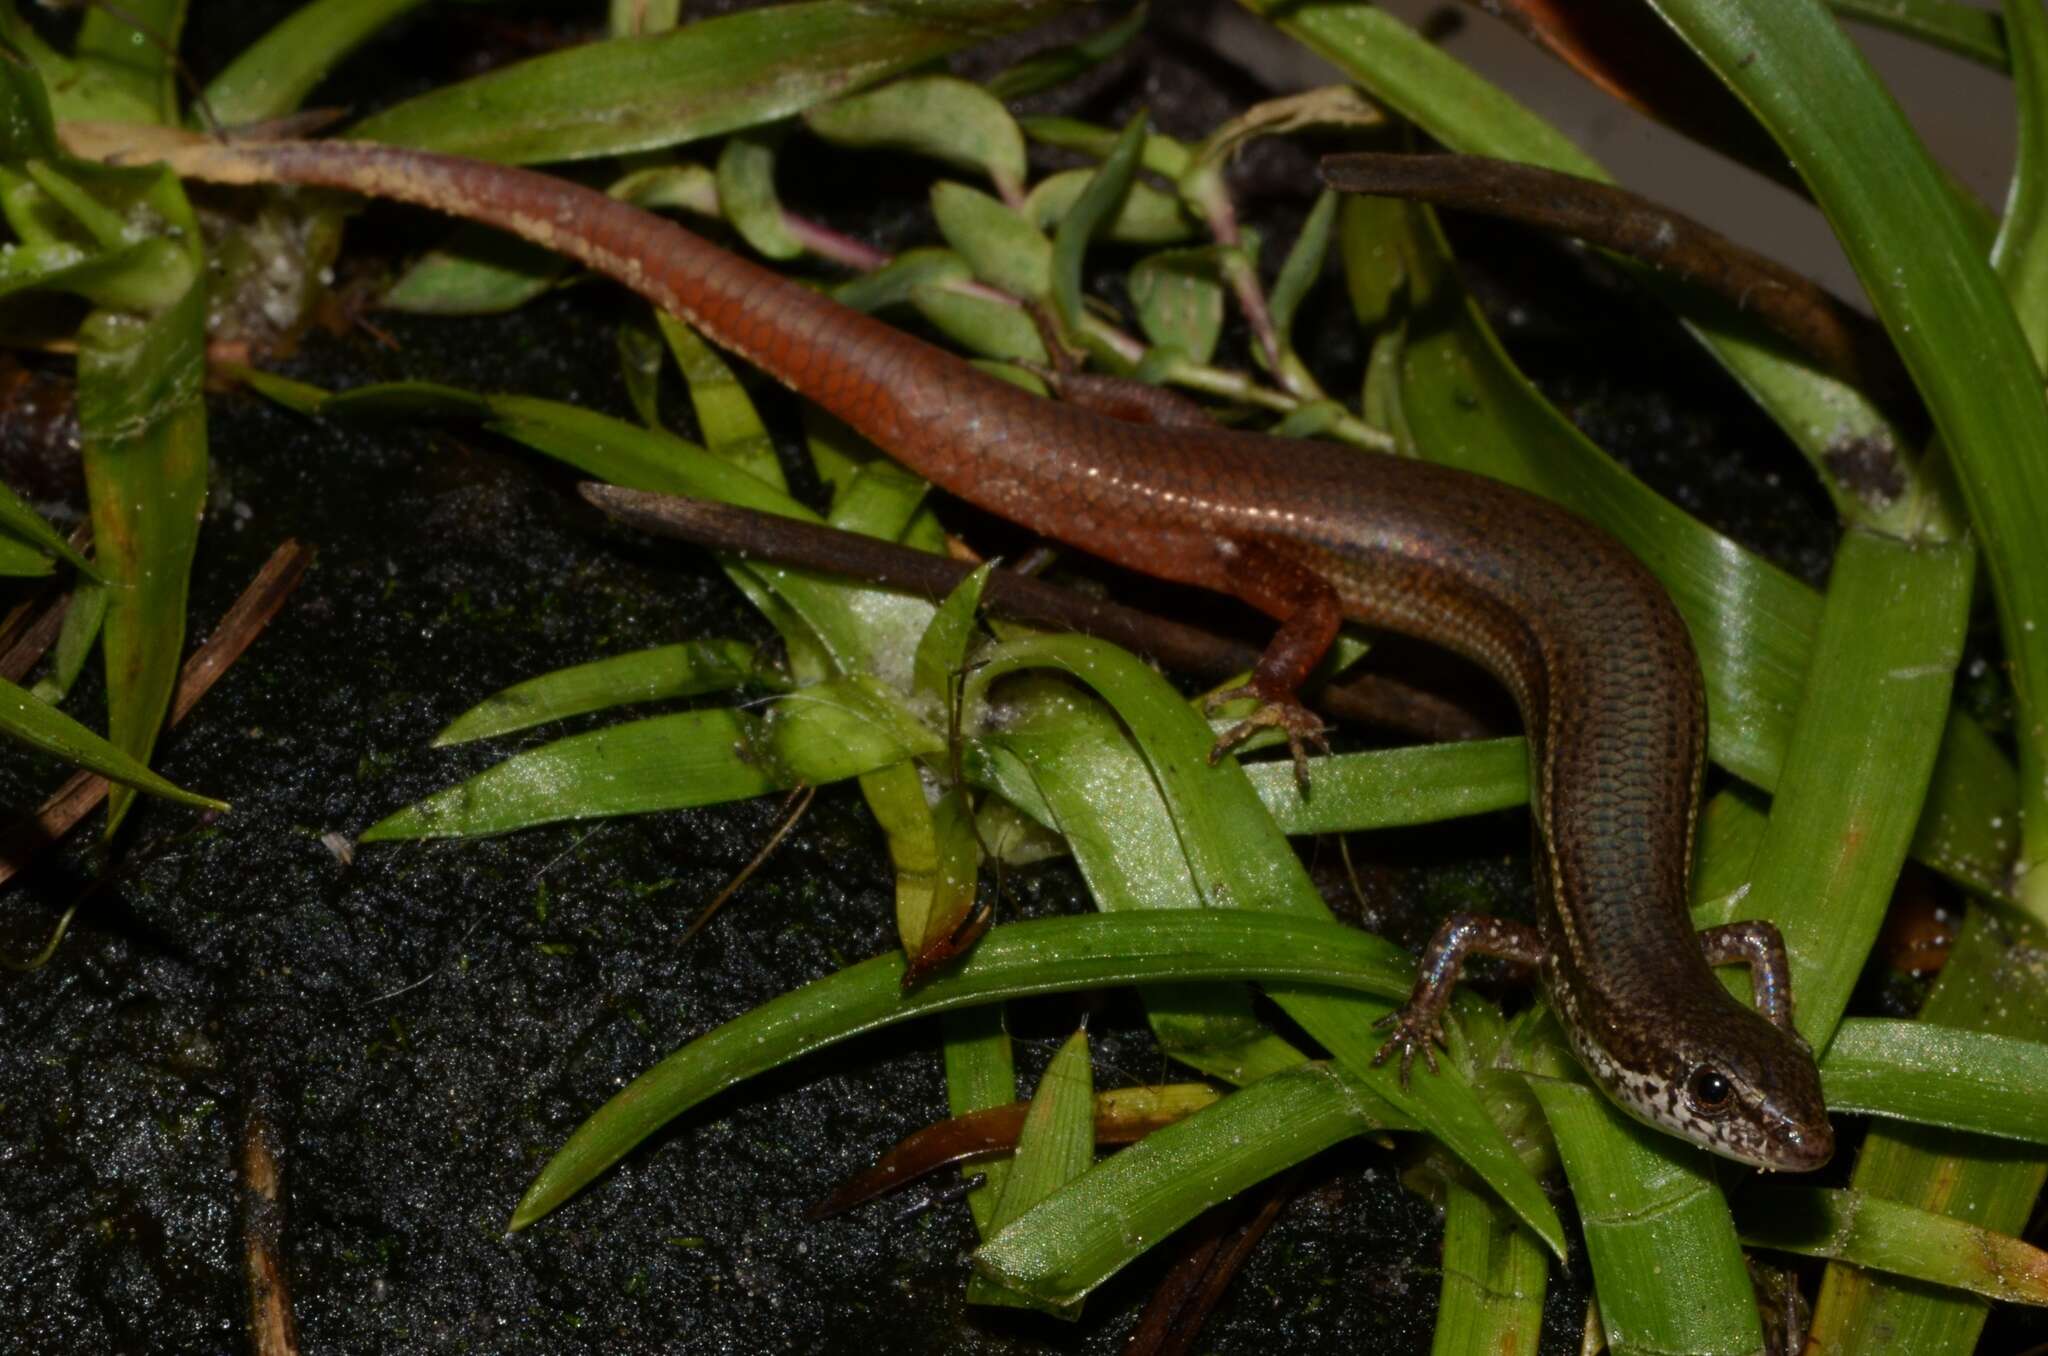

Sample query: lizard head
[1573,991,1834,1171]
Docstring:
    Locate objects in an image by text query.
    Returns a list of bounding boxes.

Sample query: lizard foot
[1369,1005,1445,1085]
[1206,686,1329,791]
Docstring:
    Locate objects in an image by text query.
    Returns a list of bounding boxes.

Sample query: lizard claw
[1369,1005,1444,1085]
[1206,685,1330,791]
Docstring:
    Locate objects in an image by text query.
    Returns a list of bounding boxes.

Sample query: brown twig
[1319,151,1914,409]
[242,1097,301,1356]
[680,782,815,943]
[0,538,314,889]
[807,1093,1199,1219]
[1123,1168,1303,1356]
[580,485,1491,743]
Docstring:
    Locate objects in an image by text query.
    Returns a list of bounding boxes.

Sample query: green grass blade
[0,673,221,809]
[1810,909,2048,1351]
[1820,1020,2048,1144]
[431,640,773,746]
[351,1,1072,164]
[1994,0,2048,357]
[988,689,1311,1085]
[1831,0,2009,68]
[365,677,940,841]
[1643,0,2048,921]
[77,250,207,836]
[201,0,431,126]
[1246,738,1527,835]
[943,1005,1017,1239]
[1741,1186,2048,1305]
[75,0,184,124]
[1711,531,1972,1044]
[974,1027,1093,1315]
[508,910,1416,1230]
[974,1064,1376,1306]
[0,476,88,573]
[1526,1077,1762,1355]
[970,634,1565,1260]
[1277,1,1937,534]
[1431,1182,1546,1356]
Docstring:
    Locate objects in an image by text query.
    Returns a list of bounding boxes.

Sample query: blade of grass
[1809,908,2048,1352]
[76,0,184,124]
[973,1027,1093,1315]
[1831,0,2009,68]
[0,673,219,809]
[987,685,1313,1086]
[1431,1181,1546,1356]
[974,1063,1376,1307]
[362,676,942,841]
[1645,0,2048,922]
[202,0,430,127]
[350,1,1074,164]
[968,634,1565,1260]
[1706,530,1972,1045]
[0,539,310,889]
[1739,1186,2048,1305]
[509,909,1417,1230]
[77,243,207,837]
[1820,1020,2048,1146]
[430,640,774,746]
[1524,1074,1762,1355]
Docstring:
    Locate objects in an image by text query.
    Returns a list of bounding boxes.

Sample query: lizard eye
[1686,1067,1734,1117]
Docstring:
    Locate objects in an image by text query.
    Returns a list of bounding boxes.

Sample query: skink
[159,138,1832,1171]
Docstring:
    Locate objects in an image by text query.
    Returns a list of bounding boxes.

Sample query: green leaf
[976,1063,1373,1307]
[30,578,106,707]
[1526,1076,1762,1355]
[909,283,1047,364]
[432,641,775,746]
[1128,247,1225,365]
[806,75,1028,202]
[509,910,1414,1231]
[943,1005,1017,1237]
[1266,186,1336,346]
[1644,0,2048,914]
[1716,531,1973,1045]
[973,1027,1094,1315]
[1025,169,1195,245]
[1432,1183,1546,1356]
[0,672,221,809]
[75,0,185,124]
[1810,909,2048,1351]
[1740,1187,2048,1305]
[1830,0,2009,68]
[201,0,433,127]
[931,183,1051,300]
[1820,1020,2048,1145]
[381,227,567,316]
[983,682,1311,1084]
[365,677,941,841]
[715,131,802,261]
[77,240,207,836]
[1050,112,1146,341]
[1994,0,2048,365]
[350,1,1073,164]
[985,3,1148,102]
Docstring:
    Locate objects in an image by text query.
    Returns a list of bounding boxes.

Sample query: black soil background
[1,3,2016,1354]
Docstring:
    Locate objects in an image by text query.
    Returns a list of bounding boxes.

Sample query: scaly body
[164,138,1831,1170]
